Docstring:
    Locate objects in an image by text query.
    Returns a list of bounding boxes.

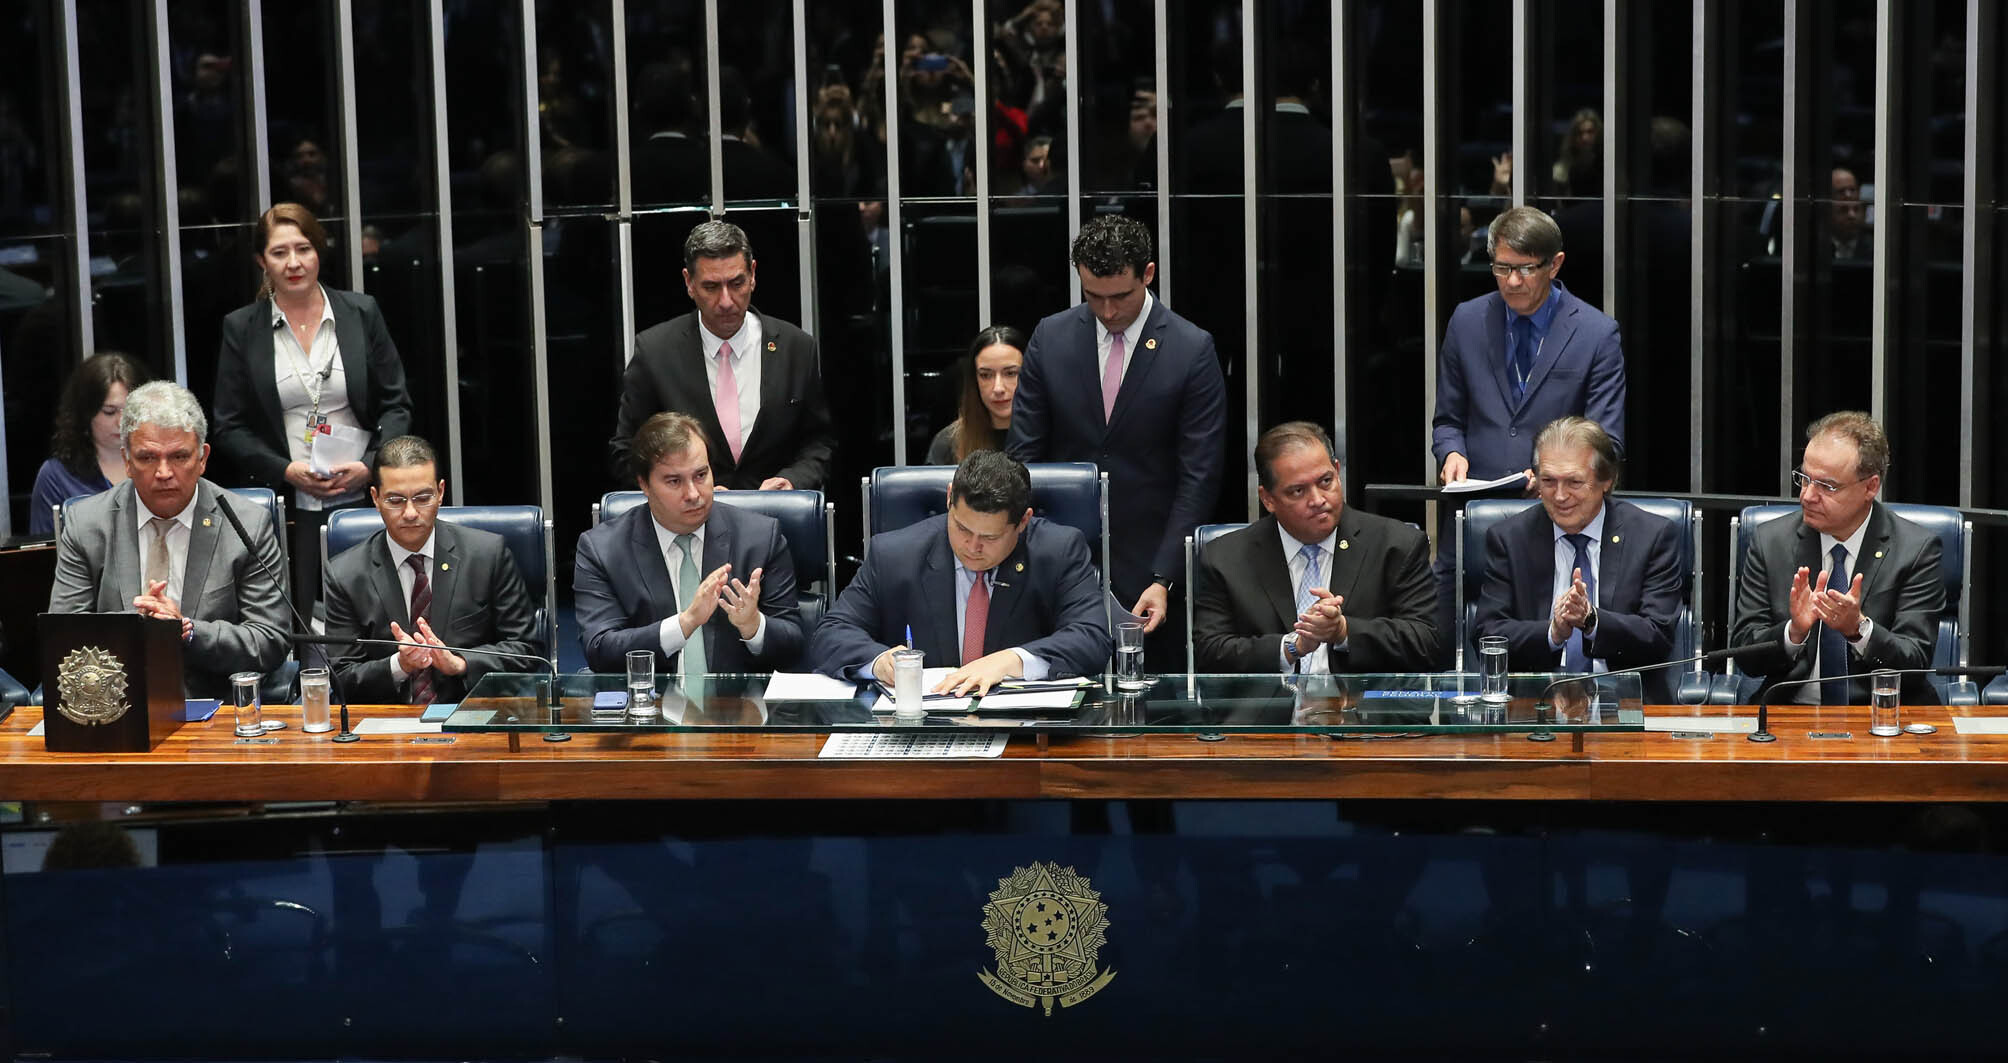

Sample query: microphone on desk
[290,634,562,709]
[1537,640,1785,703]
[211,494,361,742]
[1750,664,2008,743]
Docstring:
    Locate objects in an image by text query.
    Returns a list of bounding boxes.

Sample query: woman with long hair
[212,202,412,601]
[927,325,1027,464]
[29,352,151,536]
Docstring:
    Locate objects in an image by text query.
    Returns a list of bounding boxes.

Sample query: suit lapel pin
[1610,534,1620,544]
[766,340,777,352]
[1015,562,1025,572]
[202,518,212,527]
[1875,550,1884,559]
[1144,337,1157,350]
[1338,540,1349,550]
[441,562,450,571]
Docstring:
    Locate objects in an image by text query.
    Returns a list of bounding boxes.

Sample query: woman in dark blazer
[212,202,412,603]
[924,325,1026,465]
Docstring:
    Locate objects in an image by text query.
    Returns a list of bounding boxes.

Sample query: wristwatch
[1583,605,1598,634]
[1151,573,1176,592]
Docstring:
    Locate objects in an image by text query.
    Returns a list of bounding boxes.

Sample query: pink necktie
[714,342,744,462]
[1102,331,1126,423]
[963,571,990,665]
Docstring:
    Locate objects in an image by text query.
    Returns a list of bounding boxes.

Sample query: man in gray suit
[48,381,289,699]
[323,435,544,704]
[1731,411,1944,705]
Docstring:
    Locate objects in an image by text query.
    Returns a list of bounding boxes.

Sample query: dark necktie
[1510,315,1536,401]
[1819,543,1850,705]
[1563,533,1596,673]
[407,553,434,706]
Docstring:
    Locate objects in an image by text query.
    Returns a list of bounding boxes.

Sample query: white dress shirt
[651,516,767,669]
[1095,291,1154,387]
[1546,505,1608,672]
[700,312,763,457]
[134,492,199,605]
[271,285,364,510]
[382,530,438,684]
[1277,524,1341,673]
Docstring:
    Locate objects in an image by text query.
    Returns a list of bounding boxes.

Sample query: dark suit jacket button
[1509,428,1518,437]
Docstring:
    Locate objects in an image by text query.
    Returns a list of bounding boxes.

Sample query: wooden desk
[5,701,2007,803]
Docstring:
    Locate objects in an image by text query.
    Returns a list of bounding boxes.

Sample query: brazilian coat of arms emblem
[978,861,1116,1015]
[55,646,131,727]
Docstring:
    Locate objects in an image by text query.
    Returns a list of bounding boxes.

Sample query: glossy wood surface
[4,702,2008,802]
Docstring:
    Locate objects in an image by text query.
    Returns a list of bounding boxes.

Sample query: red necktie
[963,572,990,665]
[407,553,434,706]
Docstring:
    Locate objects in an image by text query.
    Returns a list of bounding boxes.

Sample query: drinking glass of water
[625,650,657,718]
[299,667,332,733]
[892,648,927,719]
[1870,668,1901,736]
[1478,636,1510,703]
[1115,622,1149,692]
[231,671,264,737]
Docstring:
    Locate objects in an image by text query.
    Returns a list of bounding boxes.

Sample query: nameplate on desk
[409,736,456,745]
[1361,690,1439,699]
[233,737,280,745]
[1807,731,1853,740]
[1666,731,1714,740]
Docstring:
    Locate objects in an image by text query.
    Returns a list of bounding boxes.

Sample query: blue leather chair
[323,505,555,662]
[0,667,27,719]
[1459,497,1705,702]
[1183,522,1251,673]
[54,487,296,704]
[1719,503,1974,705]
[593,490,837,630]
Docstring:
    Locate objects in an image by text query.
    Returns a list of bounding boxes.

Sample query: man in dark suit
[1431,206,1627,655]
[1194,422,1439,674]
[1006,214,1226,662]
[609,221,837,491]
[1731,412,1943,705]
[810,450,1110,695]
[578,412,804,675]
[323,435,543,704]
[48,382,289,699]
[1474,416,1685,703]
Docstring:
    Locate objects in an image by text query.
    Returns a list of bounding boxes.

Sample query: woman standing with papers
[213,202,413,602]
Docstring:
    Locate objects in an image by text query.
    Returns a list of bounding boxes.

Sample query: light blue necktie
[676,533,707,680]
[1295,544,1322,616]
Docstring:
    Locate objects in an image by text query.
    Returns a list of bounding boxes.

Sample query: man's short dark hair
[1806,410,1890,481]
[1254,421,1336,491]
[373,435,439,482]
[1070,215,1153,279]
[950,450,1033,516]
[683,220,753,271]
[631,411,706,479]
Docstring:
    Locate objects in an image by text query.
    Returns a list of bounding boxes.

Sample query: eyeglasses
[1537,475,1594,494]
[1489,257,1551,279]
[1791,469,1867,495]
[379,490,440,511]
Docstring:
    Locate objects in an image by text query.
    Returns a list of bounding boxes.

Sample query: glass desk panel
[446,672,1645,735]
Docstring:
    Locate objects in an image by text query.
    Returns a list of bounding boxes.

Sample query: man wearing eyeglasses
[1430,206,1626,663]
[1472,416,1683,702]
[48,381,290,699]
[1731,412,1943,705]
[323,435,543,704]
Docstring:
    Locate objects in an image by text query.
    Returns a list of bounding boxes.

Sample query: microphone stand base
[1747,731,1777,743]
[543,732,573,743]
[1903,722,1937,735]
[332,731,361,743]
[1526,731,1555,742]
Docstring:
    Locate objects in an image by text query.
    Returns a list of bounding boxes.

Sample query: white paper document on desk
[975,689,1082,711]
[352,717,443,735]
[761,671,863,700]
[1441,472,1530,494]
[1642,715,1756,733]
[1950,717,2008,735]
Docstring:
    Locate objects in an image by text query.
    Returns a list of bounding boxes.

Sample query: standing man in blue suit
[810,450,1111,695]
[1006,215,1227,664]
[576,411,804,675]
[1473,417,1683,702]
[1431,206,1626,659]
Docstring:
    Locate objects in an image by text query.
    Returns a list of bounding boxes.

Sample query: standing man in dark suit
[609,221,837,491]
[578,412,804,675]
[1006,214,1226,664]
[1473,417,1685,703]
[48,382,289,699]
[1194,422,1439,674]
[323,435,543,705]
[1731,412,1942,705]
[810,450,1110,694]
[1430,206,1627,655]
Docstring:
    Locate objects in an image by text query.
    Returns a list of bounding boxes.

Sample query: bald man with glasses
[1731,411,1943,705]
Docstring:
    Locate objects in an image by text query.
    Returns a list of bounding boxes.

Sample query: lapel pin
[1611,534,1621,544]
[766,340,777,352]
[1874,550,1884,559]
[202,518,212,527]
[1338,539,1350,550]
[1144,337,1157,350]
[1015,562,1025,572]
[440,562,450,571]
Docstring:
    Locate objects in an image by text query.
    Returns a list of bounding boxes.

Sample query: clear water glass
[231,671,263,737]
[1870,668,1900,736]
[299,667,332,733]
[1479,636,1510,703]
[626,649,657,717]
[1115,622,1149,692]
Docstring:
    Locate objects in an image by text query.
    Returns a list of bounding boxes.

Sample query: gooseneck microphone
[1537,640,1784,703]
[211,492,362,741]
[1750,665,2008,742]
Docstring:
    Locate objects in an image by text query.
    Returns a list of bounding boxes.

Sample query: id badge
[304,413,328,447]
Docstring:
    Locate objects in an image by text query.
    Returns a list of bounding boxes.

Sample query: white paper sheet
[761,671,864,700]
[1642,716,1757,733]
[973,689,1082,711]
[351,717,443,735]
[1950,717,2008,735]
[1441,471,1532,494]
[308,422,369,474]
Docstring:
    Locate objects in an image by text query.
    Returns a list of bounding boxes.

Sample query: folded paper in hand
[309,422,370,475]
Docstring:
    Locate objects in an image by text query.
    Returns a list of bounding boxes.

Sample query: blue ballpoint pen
[904,625,913,649]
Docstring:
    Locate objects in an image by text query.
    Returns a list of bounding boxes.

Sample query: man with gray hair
[609,220,837,491]
[48,381,290,699]
[1730,411,1943,705]
[1429,206,1626,662]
